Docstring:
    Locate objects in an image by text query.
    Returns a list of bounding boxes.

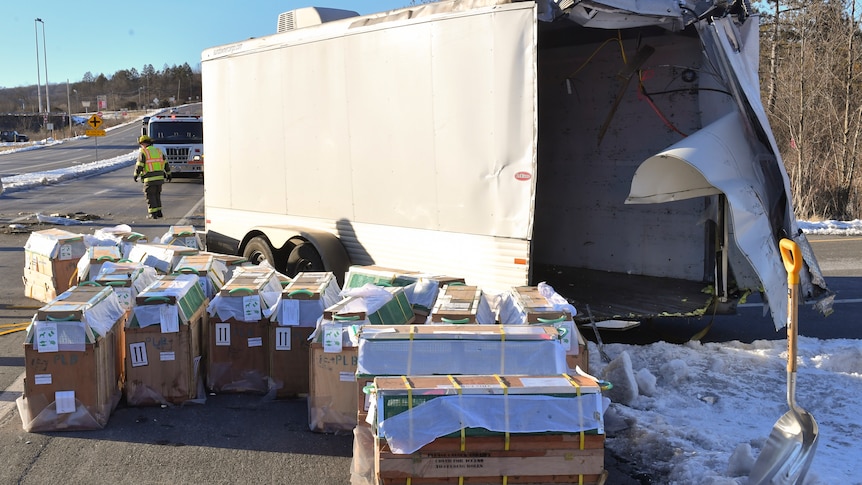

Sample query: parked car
[0,130,29,142]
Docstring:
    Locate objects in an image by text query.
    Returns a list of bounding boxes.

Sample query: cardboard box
[268,325,314,398]
[124,305,206,406]
[19,286,126,431]
[23,229,87,302]
[430,285,483,324]
[308,343,358,433]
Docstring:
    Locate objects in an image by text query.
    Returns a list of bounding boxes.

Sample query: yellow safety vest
[136,145,168,183]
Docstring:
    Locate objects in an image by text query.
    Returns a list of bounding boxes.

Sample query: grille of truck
[165,147,190,163]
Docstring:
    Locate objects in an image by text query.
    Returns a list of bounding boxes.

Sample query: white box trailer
[201,0,830,330]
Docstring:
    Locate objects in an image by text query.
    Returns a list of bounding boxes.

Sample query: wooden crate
[21,319,124,431]
[376,434,605,484]
[268,325,314,398]
[430,285,482,324]
[308,343,358,433]
[124,305,206,405]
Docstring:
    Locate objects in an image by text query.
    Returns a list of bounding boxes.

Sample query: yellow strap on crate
[562,374,587,485]
[401,375,415,458]
[562,374,586,450]
[494,374,510,485]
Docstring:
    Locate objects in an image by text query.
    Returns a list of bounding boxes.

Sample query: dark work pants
[144,181,164,215]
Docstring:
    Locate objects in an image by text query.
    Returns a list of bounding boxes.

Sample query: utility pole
[34,19,42,113]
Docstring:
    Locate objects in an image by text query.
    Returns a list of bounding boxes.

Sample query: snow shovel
[749,238,818,485]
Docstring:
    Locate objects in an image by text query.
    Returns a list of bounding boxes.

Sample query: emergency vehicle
[143,112,204,177]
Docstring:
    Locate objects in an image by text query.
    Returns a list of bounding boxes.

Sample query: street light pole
[36,18,49,113]
[34,19,42,113]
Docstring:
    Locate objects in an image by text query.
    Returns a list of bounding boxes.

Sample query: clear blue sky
[1,1,411,89]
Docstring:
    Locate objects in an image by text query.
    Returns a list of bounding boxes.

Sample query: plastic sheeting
[377,393,608,454]
[206,269,283,322]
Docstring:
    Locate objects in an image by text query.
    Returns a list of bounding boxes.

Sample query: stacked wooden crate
[124,274,208,406]
[18,285,127,431]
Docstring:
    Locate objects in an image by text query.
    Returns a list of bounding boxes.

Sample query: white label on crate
[215,323,231,346]
[159,305,179,334]
[339,372,356,382]
[242,295,261,321]
[441,302,471,311]
[275,327,292,351]
[129,342,148,367]
[519,377,571,388]
[36,322,59,353]
[160,352,176,361]
[247,337,262,348]
[34,374,52,385]
[55,391,76,414]
[322,323,342,353]
[115,287,133,310]
[58,244,73,261]
[280,300,300,326]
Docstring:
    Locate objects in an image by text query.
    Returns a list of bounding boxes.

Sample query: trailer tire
[286,240,324,276]
[243,236,275,266]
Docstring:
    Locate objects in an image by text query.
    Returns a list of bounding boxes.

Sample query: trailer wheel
[286,240,324,277]
[243,237,275,266]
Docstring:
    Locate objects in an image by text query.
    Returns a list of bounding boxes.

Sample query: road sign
[85,129,106,137]
[87,115,104,130]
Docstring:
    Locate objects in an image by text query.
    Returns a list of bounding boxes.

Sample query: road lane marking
[0,372,24,422]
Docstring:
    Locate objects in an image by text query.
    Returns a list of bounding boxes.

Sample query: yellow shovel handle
[779,238,802,285]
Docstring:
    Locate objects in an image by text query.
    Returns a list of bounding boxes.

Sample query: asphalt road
[0,135,858,483]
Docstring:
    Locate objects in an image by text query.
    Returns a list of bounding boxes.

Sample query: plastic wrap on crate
[26,287,126,342]
[497,281,578,323]
[275,272,342,327]
[400,278,439,314]
[127,243,198,273]
[24,228,86,259]
[206,267,282,321]
[173,254,228,299]
[76,245,122,283]
[374,375,608,455]
[158,224,204,249]
[350,425,375,485]
[91,224,148,259]
[427,285,497,324]
[94,261,158,310]
[131,274,205,329]
[355,325,567,376]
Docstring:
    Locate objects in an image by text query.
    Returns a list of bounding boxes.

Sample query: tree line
[0,62,202,115]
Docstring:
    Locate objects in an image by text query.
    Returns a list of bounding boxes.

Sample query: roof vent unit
[277,7,359,33]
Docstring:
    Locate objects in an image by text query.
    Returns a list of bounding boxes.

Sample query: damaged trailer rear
[202,0,831,332]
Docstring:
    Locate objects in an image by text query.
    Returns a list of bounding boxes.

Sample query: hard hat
[138,135,152,144]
